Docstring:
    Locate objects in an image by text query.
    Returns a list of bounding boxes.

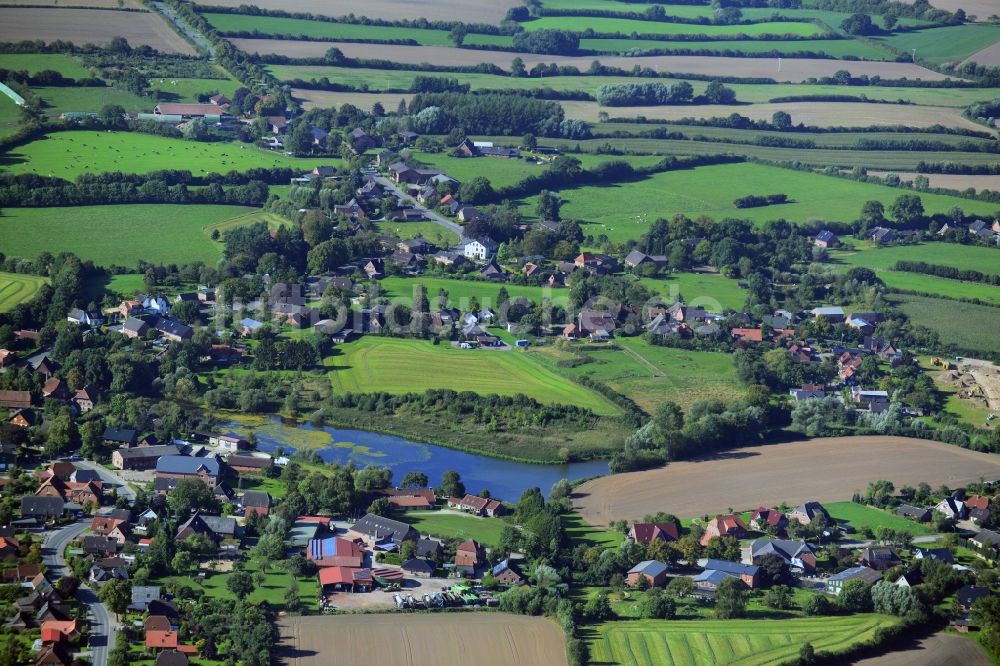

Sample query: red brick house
[700,514,748,546]
[629,522,679,546]
[447,494,506,517]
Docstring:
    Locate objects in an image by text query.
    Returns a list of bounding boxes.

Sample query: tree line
[894,260,1000,286]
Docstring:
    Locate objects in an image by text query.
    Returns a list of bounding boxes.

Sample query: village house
[381,488,435,511]
[860,546,902,571]
[463,236,499,260]
[934,496,967,520]
[307,536,364,568]
[103,427,137,448]
[695,559,761,591]
[749,508,788,535]
[72,385,99,413]
[241,491,271,517]
[0,391,32,410]
[826,566,882,595]
[401,558,435,578]
[627,560,669,588]
[208,433,248,451]
[491,559,525,586]
[700,514,748,546]
[813,230,839,248]
[629,521,680,546]
[810,306,845,323]
[454,539,485,576]
[348,514,418,548]
[447,494,506,517]
[155,455,221,488]
[19,496,64,521]
[226,454,272,474]
[895,505,932,522]
[789,501,830,526]
[750,539,816,574]
[971,529,1000,552]
[112,445,180,471]
[966,495,992,524]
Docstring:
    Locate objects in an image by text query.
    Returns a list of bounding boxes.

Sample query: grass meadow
[0,53,91,77]
[524,162,999,243]
[323,336,619,415]
[202,12,455,45]
[374,220,459,246]
[638,273,747,311]
[2,131,322,179]
[585,615,896,666]
[891,294,1000,356]
[158,561,319,610]
[835,243,1000,273]
[524,16,828,37]
[0,271,47,312]
[0,94,20,138]
[578,37,890,58]
[874,24,1000,64]
[399,511,506,546]
[825,501,936,536]
[0,204,253,265]
[874,271,1000,305]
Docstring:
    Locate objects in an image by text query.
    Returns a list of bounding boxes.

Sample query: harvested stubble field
[293,89,413,112]
[206,0,520,23]
[0,8,196,54]
[230,39,956,82]
[202,12,455,46]
[851,632,993,666]
[580,37,891,59]
[563,100,981,131]
[573,436,1000,525]
[904,0,999,22]
[0,0,143,6]
[587,615,896,666]
[965,41,1000,67]
[275,613,568,666]
[869,171,1000,192]
[0,271,47,312]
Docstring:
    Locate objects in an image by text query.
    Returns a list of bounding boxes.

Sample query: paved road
[153,1,215,57]
[74,460,136,504]
[366,167,464,241]
[43,521,115,666]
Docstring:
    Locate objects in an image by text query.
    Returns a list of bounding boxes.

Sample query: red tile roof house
[307,537,364,568]
[454,539,485,576]
[241,490,271,517]
[731,328,764,344]
[40,619,78,644]
[626,560,669,588]
[146,629,179,651]
[749,507,788,535]
[447,494,507,517]
[318,566,374,593]
[629,522,679,546]
[700,514,748,546]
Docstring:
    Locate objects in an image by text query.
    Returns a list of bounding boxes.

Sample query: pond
[222,416,609,500]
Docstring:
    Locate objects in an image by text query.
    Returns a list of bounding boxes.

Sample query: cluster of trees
[511,29,580,55]
[894,260,1000,286]
[406,92,585,138]
[733,193,788,208]
[0,175,270,208]
[596,81,694,106]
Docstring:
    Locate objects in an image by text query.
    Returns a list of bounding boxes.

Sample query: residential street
[74,460,137,504]
[43,520,115,666]
[366,167,464,242]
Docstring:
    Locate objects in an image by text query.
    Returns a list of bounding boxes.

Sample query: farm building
[826,566,882,595]
[319,566,374,593]
[627,560,669,588]
[307,537,364,568]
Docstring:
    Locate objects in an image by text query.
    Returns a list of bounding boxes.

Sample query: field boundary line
[620,344,664,377]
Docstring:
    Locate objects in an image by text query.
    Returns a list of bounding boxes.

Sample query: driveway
[74,460,136,504]
[43,520,116,666]
[366,167,464,241]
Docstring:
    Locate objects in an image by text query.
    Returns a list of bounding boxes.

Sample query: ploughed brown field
[229,39,958,83]
[0,7,196,54]
[964,41,1000,67]
[292,89,414,111]
[206,0,519,23]
[849,632,993,665]
[275,613,568,666]
[0,0,144,7]
[562,100,981,131]
[573,436,1000,525]
[904,0,999,22]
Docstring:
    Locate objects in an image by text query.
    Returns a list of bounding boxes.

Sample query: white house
[209,433,248,451]
[142,296,170,315]
[934,497,967,520]
[67,308,103,326]
[463,237,498,260]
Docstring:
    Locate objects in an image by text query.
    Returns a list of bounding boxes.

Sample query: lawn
[202,12,455,45]
[376,276,555,310]
[874,24,1000,64]
[0,204,254,265]
[531,338,744,413]
[890,294,1000,356]
[1,131,324,180]
[0,52,91,77]
[324,336,619,415]
[638,273,747,311]
[202,209,292,237]
[524,16,827,37]
[83,272,146,300]
[0,271,47,312]
[874,271,1000,306]
[563,512,626,548]
[835,242,1000,273]
[586,615,897,665]
[374,220,459,246]
[523,162,999,243]
[158,561,319,610]
[825,501,936,536]
[399,511,506,547]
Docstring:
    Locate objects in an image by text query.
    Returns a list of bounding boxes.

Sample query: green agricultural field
[525,16,827,37]
[2,131,322,180]
[638,273,747,311]
[579,37,890,58]
[0,204,254,266]
[0,271,47,312]
[523,162,999,243]
[374,220,459,246]
[875,271,1000,306]
[0,53,91,78]
[0,94,20,139]
[377,276,555,309]
[399,511,506,547]
[203,210,292,237]
[587,615,896,665]
[826,501,935,536]
[324,336,619,415]
[269,64,997,108]
[201,12,454,45]
[874,24,1000,64]
[34,85,153,115]
[147,75,242,101]
[836,243,1000,273]
[588,125,997,147]
[532,338,743,413]
[891,294,1000,356]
